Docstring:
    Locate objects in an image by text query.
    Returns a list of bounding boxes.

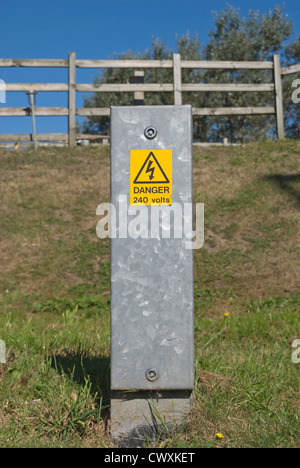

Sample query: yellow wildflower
[216,433,224,439]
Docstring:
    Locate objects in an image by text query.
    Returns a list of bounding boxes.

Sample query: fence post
[68,52,76,147]
[129,70,145,105]
[173,53,182,105]
[273,54,285,140]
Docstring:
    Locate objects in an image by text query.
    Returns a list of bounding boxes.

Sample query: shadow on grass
[50,350,111,411]
[263,173,300,206]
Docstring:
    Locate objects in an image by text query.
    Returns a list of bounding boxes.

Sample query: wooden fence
[0,53,300,147]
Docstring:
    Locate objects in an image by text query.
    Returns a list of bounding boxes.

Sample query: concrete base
[111,390,193,448]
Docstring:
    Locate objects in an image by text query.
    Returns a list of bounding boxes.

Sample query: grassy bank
[0,140,299,447]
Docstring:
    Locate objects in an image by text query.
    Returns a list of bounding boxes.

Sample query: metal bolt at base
[146,368,159,382]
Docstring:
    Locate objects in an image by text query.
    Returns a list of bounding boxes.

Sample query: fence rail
[0,58,276,69]
[0,53,299,147]
[0,106,277,117]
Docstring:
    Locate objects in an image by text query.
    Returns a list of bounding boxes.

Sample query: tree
[200,4,293,142]
[81,39,174,136]
[81,4,297,142]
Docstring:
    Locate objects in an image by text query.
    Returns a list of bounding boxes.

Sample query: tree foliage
[81,4,299,142]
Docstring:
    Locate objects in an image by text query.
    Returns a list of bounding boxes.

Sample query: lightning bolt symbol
[145,159,155,180]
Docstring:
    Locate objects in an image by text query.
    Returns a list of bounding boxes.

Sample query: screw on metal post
[146,368,159,382]
[144,126,157,139]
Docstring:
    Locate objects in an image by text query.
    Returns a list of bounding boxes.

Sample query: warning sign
[130,150,172,205]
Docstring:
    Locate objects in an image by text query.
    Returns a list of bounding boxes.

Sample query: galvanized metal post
[26,91,38,150]
[110,105,194,447]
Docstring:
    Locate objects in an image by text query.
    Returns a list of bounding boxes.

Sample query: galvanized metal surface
[110,105,194,392]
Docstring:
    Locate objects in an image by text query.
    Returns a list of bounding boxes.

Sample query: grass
[0,140,299,448]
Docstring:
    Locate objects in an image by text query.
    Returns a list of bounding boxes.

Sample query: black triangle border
[133,152,170,184]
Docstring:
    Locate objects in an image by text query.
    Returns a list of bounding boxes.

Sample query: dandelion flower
[216,433,224,439]
[224,312,229,318]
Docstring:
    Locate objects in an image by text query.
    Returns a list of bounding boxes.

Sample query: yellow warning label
[130,150,172,205]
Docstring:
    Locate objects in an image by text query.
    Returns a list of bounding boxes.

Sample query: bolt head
[146,368,159,382]
[144,126,157,140]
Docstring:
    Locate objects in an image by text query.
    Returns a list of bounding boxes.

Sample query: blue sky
[0,0,299,135]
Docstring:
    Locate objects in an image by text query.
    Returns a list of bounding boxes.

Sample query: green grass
[0,140,299,447]
[0,298,110,447]
[191,294,300,448]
